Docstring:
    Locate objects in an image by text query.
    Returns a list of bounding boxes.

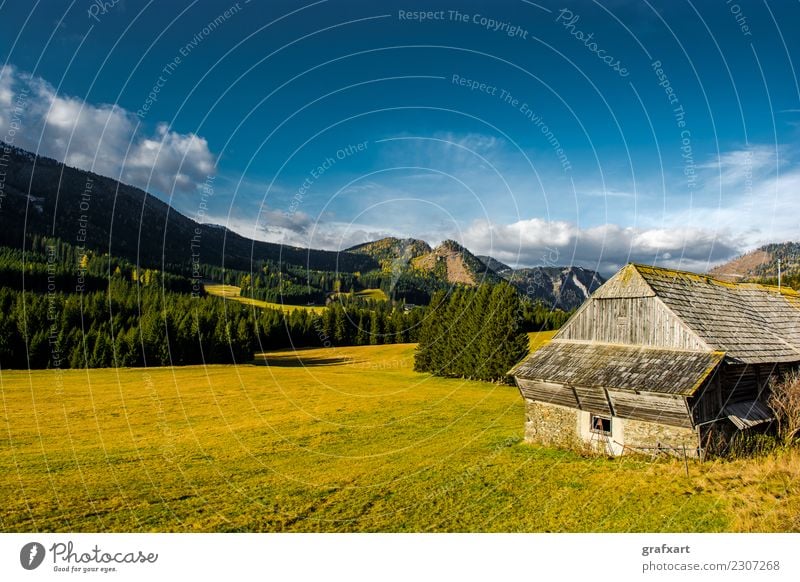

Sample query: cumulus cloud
[0,64,215,193]
[243,138,796,274]
[460,217,743,275]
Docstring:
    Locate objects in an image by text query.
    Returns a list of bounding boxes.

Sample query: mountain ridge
[1,142,606,307]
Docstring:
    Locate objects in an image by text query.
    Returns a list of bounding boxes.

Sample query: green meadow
[1,337,798,532]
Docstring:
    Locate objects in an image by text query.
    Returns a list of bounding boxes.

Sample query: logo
[20,542,46,570]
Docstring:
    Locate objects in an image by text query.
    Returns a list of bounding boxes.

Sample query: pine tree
[414,290,446,372]
[479,283,529,382]
[369,311,381,345]
[356,314,369,345]
[333,305,347,344]
[392,310,407,344]
[438,288,467,376]
[461,284,492,377]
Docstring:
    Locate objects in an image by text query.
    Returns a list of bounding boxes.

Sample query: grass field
[1,337,799,532]
[203,283,326,314]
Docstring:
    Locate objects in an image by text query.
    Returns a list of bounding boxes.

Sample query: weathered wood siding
[690,362,796,424]
[720,362,792,403]
[515,379,578,409]
[573,386,612,415]
[689,374,722,425]
[721,364,760,404]
[558,296,707,350]
[591,264,655,299]
[607,390,693,428]
[517,379,694,428]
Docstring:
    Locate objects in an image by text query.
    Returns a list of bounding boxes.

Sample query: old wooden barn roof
[619,264,800,364]
[511,340,724,396]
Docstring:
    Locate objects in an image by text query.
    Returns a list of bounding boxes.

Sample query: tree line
[0,282,426,370]
[0,237,570,372]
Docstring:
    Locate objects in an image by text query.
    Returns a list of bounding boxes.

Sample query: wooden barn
[510,264,800,457]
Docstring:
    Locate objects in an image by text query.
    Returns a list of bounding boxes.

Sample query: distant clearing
[328,288,388,302]
[204,283,326,314]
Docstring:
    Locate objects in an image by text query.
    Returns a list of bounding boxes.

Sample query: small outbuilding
[510,264,800,457]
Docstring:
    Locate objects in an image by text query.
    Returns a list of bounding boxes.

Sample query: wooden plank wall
[517,378,694,428]
[573,386,612,415]
[721,364,763,404]
[558,296,706,350]
[689,373,722,424]
[608,390,694,428]
[516,379,579,409]
[689,362,799,425]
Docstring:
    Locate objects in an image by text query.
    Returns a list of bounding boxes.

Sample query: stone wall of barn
[523,399,580,448]
[524,399,700,457]
[620,417,699,457]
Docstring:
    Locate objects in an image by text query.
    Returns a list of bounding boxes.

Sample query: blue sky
[1,0,799,274]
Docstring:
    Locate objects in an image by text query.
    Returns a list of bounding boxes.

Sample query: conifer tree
[356,314,369,346]
[333,304,347,344]
[369,311,381,345]
[461,284,492,376]
[478,283,529,382]
[414,290,446,372]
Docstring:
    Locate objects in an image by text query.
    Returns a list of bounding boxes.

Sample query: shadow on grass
[253,352,357,367]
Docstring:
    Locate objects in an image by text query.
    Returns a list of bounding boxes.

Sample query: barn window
[590,414,612,435]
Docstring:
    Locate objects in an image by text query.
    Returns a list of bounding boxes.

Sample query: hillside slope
[476,255,512,274]
[710,242,800,286]
[347,237,431,264]
[0,142,377,273]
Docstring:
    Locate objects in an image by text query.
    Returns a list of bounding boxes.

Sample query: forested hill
[709,242,800,289]
[0,142,377,273]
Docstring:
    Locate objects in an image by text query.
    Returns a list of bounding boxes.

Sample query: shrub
[768,370,800,445]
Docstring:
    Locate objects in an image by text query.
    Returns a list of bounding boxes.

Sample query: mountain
[410,240,502,285]
[475,254,605,310]
[350,241,604,307]
[348,238,502,286]
[502,266,605,310]
[476,255,512,275]
[0,142,377,273]
[709,242,800,285]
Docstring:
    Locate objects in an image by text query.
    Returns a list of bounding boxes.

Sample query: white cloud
[258,206,314,236]
[659,146,800,250]
[698,144,777,191]
[0,67,16,108]
[460,217,742,275]
[0,64,215,194]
